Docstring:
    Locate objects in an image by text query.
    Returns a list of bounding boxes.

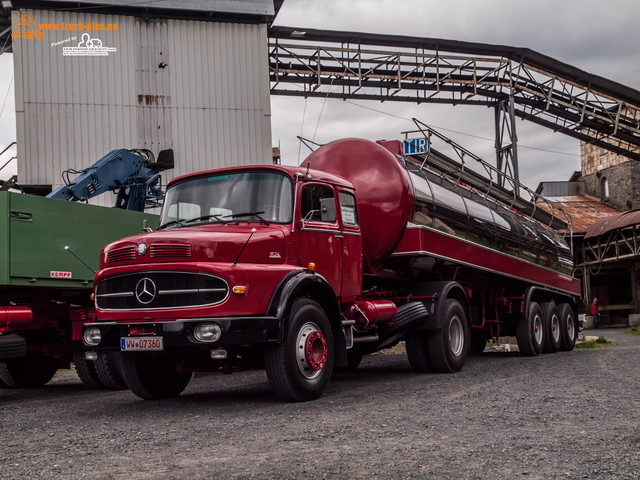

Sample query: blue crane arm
[46,149,173,212]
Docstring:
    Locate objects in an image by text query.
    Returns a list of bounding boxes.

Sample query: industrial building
[6,0,282,201]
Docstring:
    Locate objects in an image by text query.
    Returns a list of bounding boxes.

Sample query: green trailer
[0,191,158,388]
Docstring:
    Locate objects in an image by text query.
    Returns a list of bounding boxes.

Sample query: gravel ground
[1,328,639,480]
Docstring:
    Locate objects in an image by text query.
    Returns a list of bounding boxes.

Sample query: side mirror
[320,198,336,222]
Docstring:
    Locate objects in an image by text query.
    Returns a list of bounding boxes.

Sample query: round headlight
[83,327,102,346]
[194,323,221,343]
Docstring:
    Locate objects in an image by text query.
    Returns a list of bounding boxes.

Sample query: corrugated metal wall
[12,9,272,204]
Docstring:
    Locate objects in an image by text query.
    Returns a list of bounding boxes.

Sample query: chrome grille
[106,246,136,264]
[95,272,228,310]
[150,243,192,258]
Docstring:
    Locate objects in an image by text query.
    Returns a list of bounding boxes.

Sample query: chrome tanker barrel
[304,138,573,276]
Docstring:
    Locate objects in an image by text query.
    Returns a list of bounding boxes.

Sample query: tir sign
[403,138,429,155]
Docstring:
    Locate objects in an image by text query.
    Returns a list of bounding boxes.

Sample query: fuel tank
[303,138,415,272]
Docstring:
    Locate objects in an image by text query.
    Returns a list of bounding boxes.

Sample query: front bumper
[82,316,280,350]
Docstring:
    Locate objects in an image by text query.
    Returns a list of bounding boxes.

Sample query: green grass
[624,326,640,337]
[575,335,614,349]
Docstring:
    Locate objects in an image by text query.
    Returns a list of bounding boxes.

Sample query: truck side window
[301,185,336,223]
[339,191,359,226]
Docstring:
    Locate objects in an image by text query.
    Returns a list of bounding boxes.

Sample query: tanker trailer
[82,138,580,401]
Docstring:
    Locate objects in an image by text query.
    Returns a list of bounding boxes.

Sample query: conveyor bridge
[268,26,640,177]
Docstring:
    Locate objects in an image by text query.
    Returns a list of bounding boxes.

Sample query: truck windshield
[159,171,293,229]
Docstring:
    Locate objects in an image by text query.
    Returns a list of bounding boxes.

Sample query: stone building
[580,116,640,210]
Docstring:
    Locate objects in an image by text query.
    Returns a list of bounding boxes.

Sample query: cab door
[297,183,342,295]
[337,190,363,298]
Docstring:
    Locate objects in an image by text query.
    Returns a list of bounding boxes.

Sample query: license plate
[121,336,164,351]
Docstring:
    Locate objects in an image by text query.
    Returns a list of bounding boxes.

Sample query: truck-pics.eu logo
[12,12,44,39]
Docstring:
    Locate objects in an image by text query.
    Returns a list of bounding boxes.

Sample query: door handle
[335,234,343,240]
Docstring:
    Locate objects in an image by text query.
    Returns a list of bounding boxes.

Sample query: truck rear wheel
[407,299,468,373]
[558,303,577,351]
[0,353,58,388]
[264,298,334,401]
[121,351,192,400]
[405,333,434,372]
[541,302,561,354]
[73,351,105,389]
[516,301,544,356]
[428,299,468,372]
[95,352,127,390]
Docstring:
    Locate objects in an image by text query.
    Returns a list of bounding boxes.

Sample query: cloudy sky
[1,0,639,189]
[270,0,640,190]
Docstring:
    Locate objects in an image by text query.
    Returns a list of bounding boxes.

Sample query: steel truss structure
[580,225,640,268]
[268,26,640,177]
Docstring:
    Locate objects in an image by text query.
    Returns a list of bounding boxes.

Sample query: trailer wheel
[405,333,434,373]
[95,352,127,390]
[264,298,334,401]
[0,353,58,388]
[558,303,577,351]
[72,351,105,389]
[121,351,192,400]
[516,301,544,356]
[541,302,561,354]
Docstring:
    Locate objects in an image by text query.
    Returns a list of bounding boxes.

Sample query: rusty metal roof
[585,209,640,239]
[536,195,620,235]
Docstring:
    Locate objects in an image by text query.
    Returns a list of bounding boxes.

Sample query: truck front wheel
[264,298,334,401]
[121,351,192,400]
[0,353,58,388]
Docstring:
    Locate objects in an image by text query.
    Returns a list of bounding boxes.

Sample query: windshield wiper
[224,211,270,225]
[183,214,227,226]
[157,218,186,230]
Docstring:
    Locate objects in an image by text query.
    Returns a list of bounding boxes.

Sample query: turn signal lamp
[307,263,316,272]
[232,286,247,295]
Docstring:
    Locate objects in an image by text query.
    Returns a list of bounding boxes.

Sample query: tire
[469,335,487,355]
[0,353,58,388]
[121,351,192,400]
[73,351,105,389]
[264,298,334,402]
[405,332,434,373]
[516,301,544,356]
[558,303,577,351]
[95,352,127,390]
[426,299,469,373]
[541,302,561,354]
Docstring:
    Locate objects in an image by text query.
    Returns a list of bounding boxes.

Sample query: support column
[494,97,520,195]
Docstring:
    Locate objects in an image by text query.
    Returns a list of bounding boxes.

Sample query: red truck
[82,138,580,401]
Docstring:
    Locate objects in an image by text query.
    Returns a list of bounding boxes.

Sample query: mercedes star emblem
[135,277,157,304]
